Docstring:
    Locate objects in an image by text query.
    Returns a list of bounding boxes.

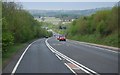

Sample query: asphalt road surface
[48,37,119,74]
[15,39,73,73]
[3,37,119,75]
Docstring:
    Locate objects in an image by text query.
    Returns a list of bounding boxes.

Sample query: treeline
[2,2,51,53]
[67,6,119,47]
[0,1,2,43]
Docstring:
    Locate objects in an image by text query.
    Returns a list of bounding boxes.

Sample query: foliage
[67,6,119,47]
[2,2,50,53]
[2,32,14,53]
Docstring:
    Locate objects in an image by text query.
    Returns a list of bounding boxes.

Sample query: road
[48,37,119,74]
[3,37,119,75]
[14,39,73,73]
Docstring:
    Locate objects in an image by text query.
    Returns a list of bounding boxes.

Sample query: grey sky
[21,2,117,10]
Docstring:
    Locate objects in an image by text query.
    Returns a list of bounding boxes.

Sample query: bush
[2,2,50,54]
[2,32,14,53]
[67,5,119,47]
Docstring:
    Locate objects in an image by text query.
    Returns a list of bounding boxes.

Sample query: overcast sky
[20,2,117,10]
[12,0,120,2]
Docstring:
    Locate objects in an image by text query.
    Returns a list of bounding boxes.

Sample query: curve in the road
[45,38,100,75]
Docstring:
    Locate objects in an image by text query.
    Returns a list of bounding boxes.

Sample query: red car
[58,36,66,41]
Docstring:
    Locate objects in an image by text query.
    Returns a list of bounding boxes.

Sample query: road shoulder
[68,39,119,52]
[2,39,38,73]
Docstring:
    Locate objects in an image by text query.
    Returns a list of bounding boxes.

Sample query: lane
[67,40,118,61]
[15,38,73,73]
[48,37,118,73]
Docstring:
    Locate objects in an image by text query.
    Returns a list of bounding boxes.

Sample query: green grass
[2,38,38,67]
[2,43,27,66]
[67,33,119,48]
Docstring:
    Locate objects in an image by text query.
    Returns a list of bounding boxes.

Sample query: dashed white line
[45,38,99,75]
[55,54,62,60]
[64,63,76,74]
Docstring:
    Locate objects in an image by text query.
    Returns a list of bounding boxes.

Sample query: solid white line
[55,52,93,74]
[68,59,91,74]
[46,39,92,74]
[55,54,62,60]
[64,63,76,74]
[45,38,99,75]
[45,40,55,53]
[11,40,37,75]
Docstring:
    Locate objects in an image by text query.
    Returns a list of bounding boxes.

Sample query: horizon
[21,2,116,10]
[26,7,112,11]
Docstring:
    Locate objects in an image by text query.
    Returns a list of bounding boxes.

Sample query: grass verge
[67,33,119,48]
[2,38,38,68]
[2,43,27,67]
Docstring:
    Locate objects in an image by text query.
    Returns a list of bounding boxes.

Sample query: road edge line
[11,40,37,74]
[45,38,99,75]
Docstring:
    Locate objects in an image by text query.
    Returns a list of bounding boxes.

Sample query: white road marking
[55,54,62,60]
[45,38,99,75]
[64,63,76,74]
[11,40,37,75]
[45,41,55,53]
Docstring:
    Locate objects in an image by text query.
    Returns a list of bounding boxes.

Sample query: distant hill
[28,7,112,19]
